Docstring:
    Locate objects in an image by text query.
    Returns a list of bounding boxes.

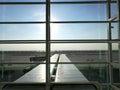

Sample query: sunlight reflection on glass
[51,17,60,39]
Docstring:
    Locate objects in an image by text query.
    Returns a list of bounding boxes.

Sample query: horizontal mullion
[114,83,120,85]
[0,21,118,24]
[0,39,120,44]
[51,1,116,4]
[0,62,109,64]
[1,82,97,85]
[51,21,117,23]
[50,82,99,85]
[0,1,116,5]
[0,82,45,84]
[0,22,45,24]
[50,62,109,64]
[0,2,46,5]
[51,39,120,43]
[50,82,101,89]
[0,40,45,44]
[0,62,46,64]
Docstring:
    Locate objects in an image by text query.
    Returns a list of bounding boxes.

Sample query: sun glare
[36,16,59,39]
[50,17,59,39]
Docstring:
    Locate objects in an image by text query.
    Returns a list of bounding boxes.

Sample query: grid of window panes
[0,0,120,90]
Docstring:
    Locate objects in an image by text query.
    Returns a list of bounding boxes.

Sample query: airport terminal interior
[0,0,120,90]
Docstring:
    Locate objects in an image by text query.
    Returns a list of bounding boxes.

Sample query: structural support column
[106,0,113,86]
[46,0,50,90]
[117,0,120,84]
[117,0,120,62]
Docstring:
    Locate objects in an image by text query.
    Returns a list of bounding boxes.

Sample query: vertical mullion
[107,1,112,40]
[117,0,120,84]
[117,0,120,63]
[107,0,113,86]
[46,0,50,90]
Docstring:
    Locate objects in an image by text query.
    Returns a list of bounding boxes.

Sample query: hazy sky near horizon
[0,0,118,51]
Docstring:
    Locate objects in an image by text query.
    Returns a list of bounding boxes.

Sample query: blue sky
[0,1,118,51]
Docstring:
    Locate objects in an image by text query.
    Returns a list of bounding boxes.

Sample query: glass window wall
[0,0,119,90]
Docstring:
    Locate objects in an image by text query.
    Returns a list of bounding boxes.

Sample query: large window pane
[112,43,119,62]
[112,23,118,39]
[76,64,109,83]
[0,24,45,40]
[111,3,117,17]
[0,5,45,22]
[51,23,107,40]
[0,64,46,82]
[112,63,120,83]
[54,64,109,83]
[51,43,108,62]
[0,44,46,82]
[51,4,106,21]
[0,44,45,63]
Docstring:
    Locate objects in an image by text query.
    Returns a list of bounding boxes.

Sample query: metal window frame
[0,1,116,5]
[46,0,51,90]
[117,0,120,88]
[106,0,113,87]
[0,39,120,44]
[0,0,119,90]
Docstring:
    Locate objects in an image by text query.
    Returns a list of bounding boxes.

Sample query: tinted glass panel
[51,4,106,21]
[0,5,45,21]
[54,63,109,83]
[112,43,119,62]
[113,63,120,83]
[0,24,45,40]
[51,43,108,62]
[0,64,45,82]
[0,44,45,63]
[111,3,117,17]
[51,23,107,40]
[112,23,118,39]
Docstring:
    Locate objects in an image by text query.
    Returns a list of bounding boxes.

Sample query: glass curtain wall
[0,0,120,90]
